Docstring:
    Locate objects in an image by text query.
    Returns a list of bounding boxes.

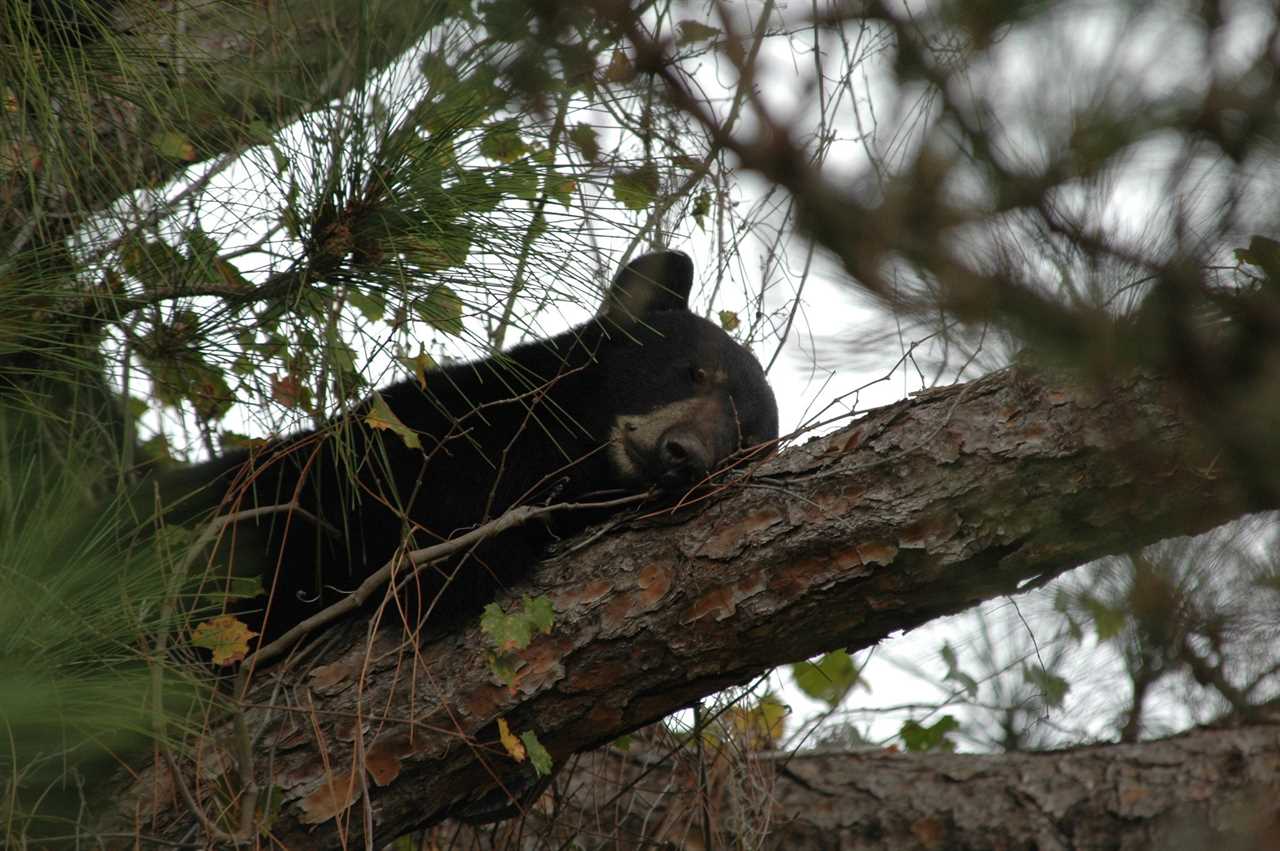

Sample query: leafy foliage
[11,0,1280,843]
[2,2,787,836]
[0,411,210,834]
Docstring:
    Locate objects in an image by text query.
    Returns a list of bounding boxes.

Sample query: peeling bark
[100,367,1269,847]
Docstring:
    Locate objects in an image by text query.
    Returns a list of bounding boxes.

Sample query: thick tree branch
[100,365,1267,847]
[436,716,1280,850]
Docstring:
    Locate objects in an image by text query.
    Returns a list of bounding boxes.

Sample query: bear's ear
[599,250,694,324]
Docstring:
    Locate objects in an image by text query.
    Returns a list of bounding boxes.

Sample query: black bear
[160,250,778,646]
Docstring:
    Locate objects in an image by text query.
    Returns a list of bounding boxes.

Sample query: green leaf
[329,338,358,374]
[718,310,740,332]
[481,602,532,651]
[183,227,250,293]
[522,594,555,633]
[434,71,505,120]
[454,169,502,213]
[527,211,548,243]
[223,574,266,602]
[268,143,291,176]
[791,651,858,707]
[122,239,189,291]
[419,52,458,91]
[493,161,539,200]
[939,641,979,698]
[520,730,554,776]
[899,716,959,752]
[144,345,235,421]
[1022,665,1069,708]
[153,129,196,161]
[480,119,529,164]
[547,175,577,208]
[281,203,302,239]
[677,20,721,45]
[612,163,659,211]
[1080,594,1127,641]
[125,395,149,424]
[480,595,555,652]
[246,119,275,145]
[488,653,519,684]
[347,289,386,324]
[183,227,220,266]
[405,227,472,273]
[479,0,529,42]
[414,285,465,336]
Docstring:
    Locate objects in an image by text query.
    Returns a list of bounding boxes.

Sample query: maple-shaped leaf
[191,614,257,666]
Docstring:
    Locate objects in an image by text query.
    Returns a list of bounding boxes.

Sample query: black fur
[161,251,778,643]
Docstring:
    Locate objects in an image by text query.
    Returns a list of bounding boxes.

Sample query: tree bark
[432,717,1280,850]
[100,366,1270,847]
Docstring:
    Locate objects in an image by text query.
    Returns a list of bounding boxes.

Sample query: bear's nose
[657,425,711,487]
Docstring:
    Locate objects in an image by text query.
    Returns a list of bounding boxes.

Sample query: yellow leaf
[364,393,422,449]
[398,344,436,389]
[498,718,526,762]
[191,614,257,666]
[728,693,788,749]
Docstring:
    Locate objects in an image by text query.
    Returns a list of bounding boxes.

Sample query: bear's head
[594,251,779,491]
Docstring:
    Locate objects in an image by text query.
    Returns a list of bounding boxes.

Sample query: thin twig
[245,492,647,669]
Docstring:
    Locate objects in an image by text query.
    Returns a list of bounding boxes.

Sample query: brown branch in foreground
[99,365,1269,848]
[436,714,1280,850]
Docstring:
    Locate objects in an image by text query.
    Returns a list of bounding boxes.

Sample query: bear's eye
[689,366,709,386]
